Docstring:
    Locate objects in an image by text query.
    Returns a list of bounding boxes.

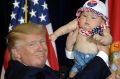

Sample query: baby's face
[78,11,104,31]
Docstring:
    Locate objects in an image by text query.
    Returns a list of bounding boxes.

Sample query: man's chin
[34,62,46,68]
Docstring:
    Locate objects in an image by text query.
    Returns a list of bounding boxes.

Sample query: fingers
[68,31,74,36]
[49,34,57,41]
[93,34,102,41]
[69,29,78,37]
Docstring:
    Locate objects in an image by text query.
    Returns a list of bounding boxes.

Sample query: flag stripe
[108,0,120,42]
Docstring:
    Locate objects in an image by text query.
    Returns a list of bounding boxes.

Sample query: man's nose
[37,43,44,50]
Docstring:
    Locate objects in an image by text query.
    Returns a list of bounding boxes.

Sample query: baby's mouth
[83,26,91,30]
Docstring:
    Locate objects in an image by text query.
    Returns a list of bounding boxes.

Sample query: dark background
[0,0,105,75]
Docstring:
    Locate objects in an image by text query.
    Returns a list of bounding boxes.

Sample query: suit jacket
[72,56,111,79]
[5,60,59,79]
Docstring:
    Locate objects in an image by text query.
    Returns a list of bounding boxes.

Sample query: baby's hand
[93,34,102,42]
[94,34,112,46]
[49,34,57,41]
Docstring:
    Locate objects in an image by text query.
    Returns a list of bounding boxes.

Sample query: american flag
[10,0,50,28]
[2,1,59,78]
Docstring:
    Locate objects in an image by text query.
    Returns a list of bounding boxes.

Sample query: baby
[50,0,112,78]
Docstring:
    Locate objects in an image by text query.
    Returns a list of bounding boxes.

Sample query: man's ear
[11,48,21,59]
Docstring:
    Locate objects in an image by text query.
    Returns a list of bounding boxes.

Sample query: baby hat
[76,0,108,22]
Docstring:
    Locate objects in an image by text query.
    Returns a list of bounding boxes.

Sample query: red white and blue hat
[76,0,108,22]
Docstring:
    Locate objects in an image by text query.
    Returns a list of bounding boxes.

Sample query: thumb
[72,29,78,36]
[68,31,74,36]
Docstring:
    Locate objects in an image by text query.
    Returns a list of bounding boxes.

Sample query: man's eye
[28,43,35,47]
[92,17,96,19]
[28,42,37,47]
[40,40,46,44]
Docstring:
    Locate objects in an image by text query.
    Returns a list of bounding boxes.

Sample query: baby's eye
[91,16,97,19]
[82,14,87,17]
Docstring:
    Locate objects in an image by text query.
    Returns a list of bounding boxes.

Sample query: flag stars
[39,14,46,22]
[9,25,13,31]
[11,12,16,20]
[30,9,36,17]
[41,1,48,10]
[13,0,20,8]
[22,6,28,12]
[32,0,39,5]
[18,17,24,24]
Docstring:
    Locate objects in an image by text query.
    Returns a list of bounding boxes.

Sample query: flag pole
[25,0,28,23]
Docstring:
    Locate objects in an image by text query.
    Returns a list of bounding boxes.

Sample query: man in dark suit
[5,23,59,79]
[65,30,111,79]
